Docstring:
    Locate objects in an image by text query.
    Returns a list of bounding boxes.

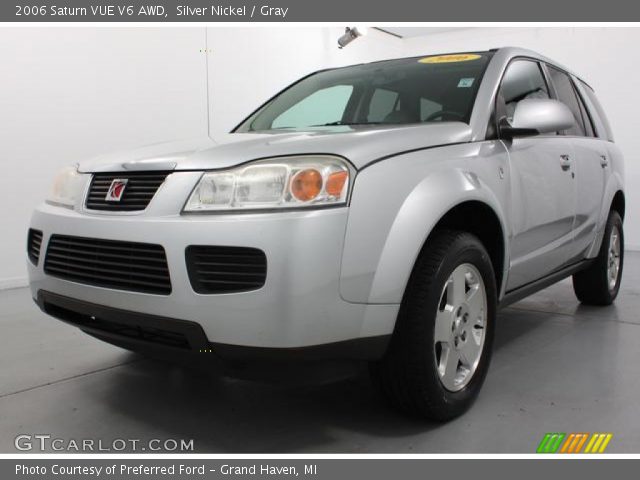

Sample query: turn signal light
[291,169,323,201]
[326,171,349,197]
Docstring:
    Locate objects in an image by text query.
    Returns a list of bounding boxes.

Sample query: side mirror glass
[500,98,575,139]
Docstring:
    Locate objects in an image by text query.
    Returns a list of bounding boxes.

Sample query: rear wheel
[373,230,497,421]
[573,210,624,306]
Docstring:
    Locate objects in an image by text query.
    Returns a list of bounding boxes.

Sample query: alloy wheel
[608,225,621,291]
[434,263,487,392]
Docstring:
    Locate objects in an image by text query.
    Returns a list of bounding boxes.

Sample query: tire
[373,229,497,421]
[573,210,624,306]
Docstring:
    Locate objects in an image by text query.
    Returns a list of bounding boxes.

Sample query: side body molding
[340,141,511,305]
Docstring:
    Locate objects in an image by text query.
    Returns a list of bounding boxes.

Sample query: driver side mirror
[499,98,575,139]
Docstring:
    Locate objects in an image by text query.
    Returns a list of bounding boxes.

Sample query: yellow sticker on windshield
[419,54,482,64]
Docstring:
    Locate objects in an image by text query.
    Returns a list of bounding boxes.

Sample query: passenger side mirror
[499,98,575,139]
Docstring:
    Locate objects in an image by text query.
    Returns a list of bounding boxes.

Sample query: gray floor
[2,253,640,453]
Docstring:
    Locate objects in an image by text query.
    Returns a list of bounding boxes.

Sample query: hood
[77,123,473,173]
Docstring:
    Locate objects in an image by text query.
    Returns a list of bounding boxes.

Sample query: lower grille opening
[45,301,190,349]
[27,229,43,265]
[44,235,172,295]
[38,292,212,350]
[185,245,267,294]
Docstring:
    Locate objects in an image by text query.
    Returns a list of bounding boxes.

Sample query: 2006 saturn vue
[28,48,625,419]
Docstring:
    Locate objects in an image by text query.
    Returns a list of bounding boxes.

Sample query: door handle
[559,154,571,171]
[600,155,609,168]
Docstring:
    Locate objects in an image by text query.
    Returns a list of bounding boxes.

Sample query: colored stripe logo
[537,433,613,453]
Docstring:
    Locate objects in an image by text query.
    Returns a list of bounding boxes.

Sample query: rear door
[545,65,608,263]
[499,60,578,290]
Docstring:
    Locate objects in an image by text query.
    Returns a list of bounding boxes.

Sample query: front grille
[44,235,172,295]
[85,171,171,211]
[27,229,43,265]
[186,246,267,294]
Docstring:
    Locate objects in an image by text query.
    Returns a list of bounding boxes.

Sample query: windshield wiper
[310,121,384,127]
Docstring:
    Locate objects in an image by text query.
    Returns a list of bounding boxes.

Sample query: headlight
[184,156,352,212]
[46,165,86,208]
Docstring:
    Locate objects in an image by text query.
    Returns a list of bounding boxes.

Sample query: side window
[576,91,596,137]
[272,85,353,128]
[547,66,586,136]
[499,60,550,125]
[367,88,399,123]
[578,80,614,141]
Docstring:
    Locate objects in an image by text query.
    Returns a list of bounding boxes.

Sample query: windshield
[235,52,492,132]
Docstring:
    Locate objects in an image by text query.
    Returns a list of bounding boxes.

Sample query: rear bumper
[37,290,390,360]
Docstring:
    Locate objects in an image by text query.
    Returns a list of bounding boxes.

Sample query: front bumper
[28,195,398,357]
[36,290,390,360]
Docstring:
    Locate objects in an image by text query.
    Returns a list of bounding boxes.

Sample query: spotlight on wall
[337,27,367,49]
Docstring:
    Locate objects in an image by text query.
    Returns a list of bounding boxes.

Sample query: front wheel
[373,230,497,421]
[573,210,624,305]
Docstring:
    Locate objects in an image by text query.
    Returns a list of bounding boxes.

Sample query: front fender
[340,142,510,306]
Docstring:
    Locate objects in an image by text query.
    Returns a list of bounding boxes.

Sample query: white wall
[402,27,640,249]
[0,27,402,288]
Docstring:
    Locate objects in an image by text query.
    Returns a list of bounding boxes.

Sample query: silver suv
[28,48,625,420]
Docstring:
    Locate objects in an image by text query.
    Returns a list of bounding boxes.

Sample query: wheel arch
[611,190,625,220]
[360,184,510,305]
[425,200,506,296]
[586,172,625,259]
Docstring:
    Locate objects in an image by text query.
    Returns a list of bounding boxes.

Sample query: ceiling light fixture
[337,27,367,49]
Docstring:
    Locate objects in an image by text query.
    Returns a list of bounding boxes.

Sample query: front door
[498,59,577,290]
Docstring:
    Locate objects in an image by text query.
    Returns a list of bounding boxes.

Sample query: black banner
[4,459,640,480]
[4,0,640,22]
